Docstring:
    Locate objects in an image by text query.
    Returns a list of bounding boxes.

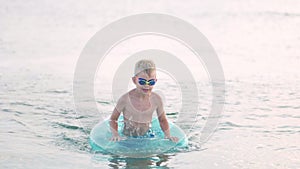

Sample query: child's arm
[158,112,178,142]
[109,96,125,141]
[109,108,121,141]
[156,95,179,142]
[158,113,171,137]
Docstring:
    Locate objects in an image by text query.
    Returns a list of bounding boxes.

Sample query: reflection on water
[92,153,174,169]
[1,64,300,168]
[1,0,300,168]
[1,66,300,168]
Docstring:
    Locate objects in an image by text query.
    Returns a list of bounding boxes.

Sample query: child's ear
[132,77,137,84]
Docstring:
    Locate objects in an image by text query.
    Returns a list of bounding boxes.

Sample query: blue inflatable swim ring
[89,116,188,157]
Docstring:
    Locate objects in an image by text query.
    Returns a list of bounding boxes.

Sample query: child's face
[133,71,157,95]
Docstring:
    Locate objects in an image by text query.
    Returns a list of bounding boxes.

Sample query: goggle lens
[138,78,156,86]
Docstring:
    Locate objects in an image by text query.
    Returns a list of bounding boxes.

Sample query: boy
[110,59,178,142]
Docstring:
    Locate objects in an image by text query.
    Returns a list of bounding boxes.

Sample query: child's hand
[110,135,121,142]
[165,136,179,142]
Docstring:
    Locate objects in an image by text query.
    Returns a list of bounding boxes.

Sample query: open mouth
[142,89,150,93]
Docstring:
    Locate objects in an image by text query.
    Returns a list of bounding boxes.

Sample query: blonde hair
[134,59,156,76]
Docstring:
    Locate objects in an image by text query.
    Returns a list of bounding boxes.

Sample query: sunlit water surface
[1,0,300,168]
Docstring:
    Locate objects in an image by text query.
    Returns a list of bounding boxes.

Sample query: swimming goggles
[138,78,156,86]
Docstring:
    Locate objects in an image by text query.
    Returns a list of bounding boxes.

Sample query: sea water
[1,0,300,168]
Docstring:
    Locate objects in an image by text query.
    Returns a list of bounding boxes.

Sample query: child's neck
[132,88,150,99]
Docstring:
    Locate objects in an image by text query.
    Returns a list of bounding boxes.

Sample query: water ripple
[218,121,263,130]
[46,90,69,94]
[96,100,111,105]
[53,122,84,130]
[54,133,90,152]
[10,101,34,107]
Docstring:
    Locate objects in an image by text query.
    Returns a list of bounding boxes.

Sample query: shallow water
[1,0,300,168]
[1,68,299,168]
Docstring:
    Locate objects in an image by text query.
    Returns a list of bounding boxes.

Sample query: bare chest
[123,97,156,123]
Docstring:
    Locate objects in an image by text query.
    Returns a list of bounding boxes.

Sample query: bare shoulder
[151,92,163,105]
[115,92,130,113]
[151,91,162,99]
[118,92,130,104]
